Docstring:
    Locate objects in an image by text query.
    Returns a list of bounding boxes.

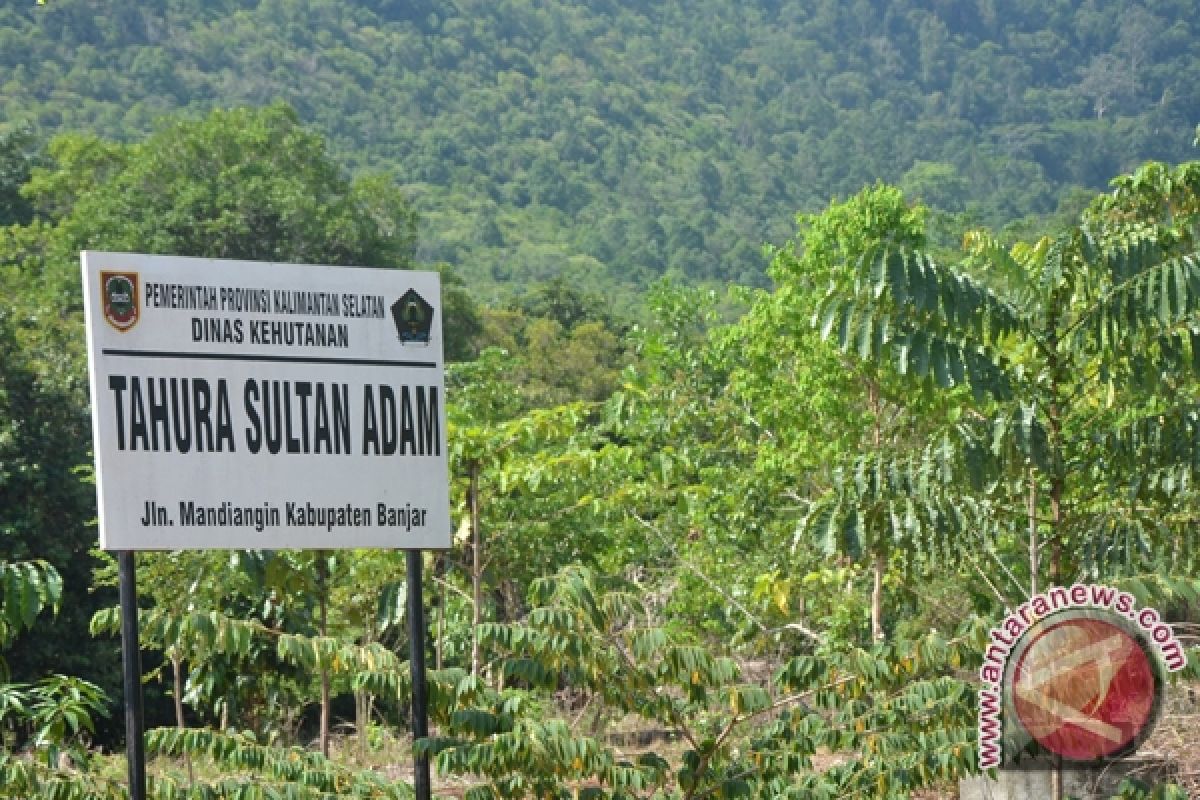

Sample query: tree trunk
[171,651,186,729]
[1028,470,1039,597]
[469,461,482,679]
[1047,308,1065,587]
[355,689,374,763]
[870,551,885,641]
[1046,342,1066,800]
[867,378,886,642]
[1050,486,1062,585]
[1048,397,1064,585]
[435,553,445,672]
[172,650,195,786]
[317,552,331,758]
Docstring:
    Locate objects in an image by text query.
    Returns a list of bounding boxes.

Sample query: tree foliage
[817,176,1200,590]
[0,102,432,737]
[4,96,1200,799]
[22,102,418,268]
[5,0,1200,294]
[419,565,986,799]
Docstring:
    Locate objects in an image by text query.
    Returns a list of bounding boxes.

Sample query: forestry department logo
[978,584,1186,770]
[390,289,433,345]
[101,271,140,331]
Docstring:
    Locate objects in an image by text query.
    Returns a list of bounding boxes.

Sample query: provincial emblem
[101,271,140,332]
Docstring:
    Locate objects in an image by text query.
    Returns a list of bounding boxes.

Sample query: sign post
[407,551,431,798]
[118,551,146,800]
[81,252,450,800]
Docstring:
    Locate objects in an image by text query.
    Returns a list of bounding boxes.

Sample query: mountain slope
[3,0,1198,294]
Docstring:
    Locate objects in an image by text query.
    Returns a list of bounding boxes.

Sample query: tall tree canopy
[22,102,418,269]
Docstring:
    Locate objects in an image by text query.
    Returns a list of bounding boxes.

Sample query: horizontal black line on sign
[101,349,438,368]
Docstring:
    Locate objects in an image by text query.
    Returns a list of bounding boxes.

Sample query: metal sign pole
[407,550,431,800]
[118,550,147,800]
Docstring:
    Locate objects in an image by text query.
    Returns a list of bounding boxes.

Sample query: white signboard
[81,252,450,551]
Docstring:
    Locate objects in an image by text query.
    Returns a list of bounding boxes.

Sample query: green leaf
[818,298,841,341]
[857,311,874,360]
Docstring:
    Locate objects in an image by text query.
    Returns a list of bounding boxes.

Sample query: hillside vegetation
[4,3,1200,798]
[4,0,1200,296]
[3,104,1200,797]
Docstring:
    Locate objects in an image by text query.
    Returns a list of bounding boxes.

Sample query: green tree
[421,564,984,799]
[1,557,111,793]
[0,561,61,678]
[0,124,41,227]
[733,185,969,642]
[817,162,1200,598]
[0,275,104,695]
[445,345,630,677]
[23,103,418,269]
[2,101,429,751]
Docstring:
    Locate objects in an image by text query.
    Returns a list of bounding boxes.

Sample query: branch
[964,552,1014,608]
[985,547,1029,599]
[605,623,704,755]
[688,678,857,800]
[431,575,473,604]
[630,512,823,645]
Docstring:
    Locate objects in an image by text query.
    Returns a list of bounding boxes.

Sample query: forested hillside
[4,0,1200,295]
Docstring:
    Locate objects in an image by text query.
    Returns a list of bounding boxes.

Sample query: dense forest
[3,1,1200,798]
[4,0,1200,297]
